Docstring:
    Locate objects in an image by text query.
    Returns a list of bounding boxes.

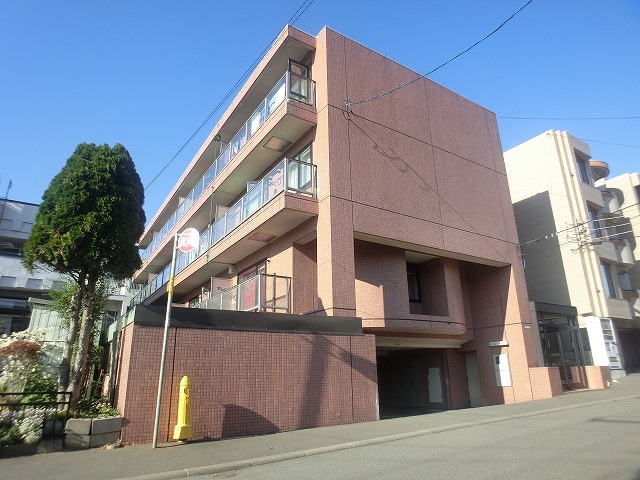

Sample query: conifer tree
[23,143,145,409]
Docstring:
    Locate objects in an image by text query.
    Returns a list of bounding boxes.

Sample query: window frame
[600,261,617,299]
[406,263,421,303]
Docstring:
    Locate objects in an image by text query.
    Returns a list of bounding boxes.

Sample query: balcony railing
[130,157,316,307]
[141,71,316,262]
[195,274,290,313]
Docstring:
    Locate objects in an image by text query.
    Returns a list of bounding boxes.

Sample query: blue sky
[1,1,638,220]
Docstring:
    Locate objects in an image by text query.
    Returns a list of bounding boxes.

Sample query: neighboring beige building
[602,172,640,372]
[504,130,639,385]
[112,25,560,444]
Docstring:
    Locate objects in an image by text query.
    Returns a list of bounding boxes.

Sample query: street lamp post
[152,228,199,448]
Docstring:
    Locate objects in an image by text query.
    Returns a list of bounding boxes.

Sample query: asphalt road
[191,397,640,480]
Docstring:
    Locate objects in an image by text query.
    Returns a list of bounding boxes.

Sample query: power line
[577,138,640,149]
[500,115,640,120]
[344,0,534,109]
[144,0,316,191]
[520,208,640,248]
[288,0,315,24]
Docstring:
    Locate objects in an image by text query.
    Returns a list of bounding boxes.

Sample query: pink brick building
[111,25,559,444]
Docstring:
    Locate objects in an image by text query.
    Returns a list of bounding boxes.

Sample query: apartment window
[575,151,591,184]
[635,185,640,203]
[407,264,421,303]
[237,260,267,312]
[288,59,310,102]
[0,276,17,288]
[288,145,313,192]
[587,206,602,238]
[600,262,617,298]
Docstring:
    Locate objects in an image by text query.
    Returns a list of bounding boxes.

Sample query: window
[237,261,267,312]
[600,262,617,298]
[575,151,591,184]
[288,145,313,192]
[288,59,308,78]
[288,59,310,102]
[407,264,421,303]
[587,206,603,238]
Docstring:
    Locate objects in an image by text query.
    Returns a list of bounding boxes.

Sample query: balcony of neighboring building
[621,291,640,318]
[572,151,604,208]
[599,260,634,320]
[131,157,318,306]
[603,297,634,320]
[616,240,635,267]
[590,160,609,182]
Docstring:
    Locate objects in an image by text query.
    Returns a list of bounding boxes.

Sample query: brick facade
[115,321,377,444]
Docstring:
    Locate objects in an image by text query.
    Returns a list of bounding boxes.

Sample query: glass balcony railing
[130,157,316,307]
[141,71,316,262]
[195,273,290,313]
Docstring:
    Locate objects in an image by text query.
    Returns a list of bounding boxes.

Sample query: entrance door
[539,314,587,389]
[427,368,443,404]
[465,352,482,407]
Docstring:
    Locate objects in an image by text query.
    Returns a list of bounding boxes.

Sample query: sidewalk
[2,373,639,480]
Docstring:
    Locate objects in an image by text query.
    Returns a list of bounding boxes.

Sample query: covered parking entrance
[376,346,447,418]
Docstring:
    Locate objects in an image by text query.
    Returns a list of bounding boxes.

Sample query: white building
[504,131,639,385]
[0,198,136,340]
[0,199,64,335]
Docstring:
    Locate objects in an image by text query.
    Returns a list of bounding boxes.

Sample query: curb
[117,393,640,480]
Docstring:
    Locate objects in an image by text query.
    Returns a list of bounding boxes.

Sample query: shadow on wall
[513,192,571,306]
[222,404,279,437]
[299,334,378,429]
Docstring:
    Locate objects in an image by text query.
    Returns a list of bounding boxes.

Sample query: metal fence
[0,391,70,438]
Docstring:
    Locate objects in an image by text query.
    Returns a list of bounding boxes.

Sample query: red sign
[177,228,200,253]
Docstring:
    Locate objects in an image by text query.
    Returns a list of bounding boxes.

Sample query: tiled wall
[528,367,563,399]
[116,324,378,444]
[585,365,612,389]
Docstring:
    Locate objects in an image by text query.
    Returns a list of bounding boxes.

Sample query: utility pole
[0,179,13,233]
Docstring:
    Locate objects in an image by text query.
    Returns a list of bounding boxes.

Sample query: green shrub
[0,424,22,447]
[76,396,120,418]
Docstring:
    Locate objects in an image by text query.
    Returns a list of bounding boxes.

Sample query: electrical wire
[593,228,635,241]
[288,0,315,24]
[576,138,640,149]
[500,115,640,120]
[144,0,316,190]
[520,210,640,247]
[344,0,534,109]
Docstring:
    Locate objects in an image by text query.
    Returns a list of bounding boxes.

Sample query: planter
[64,416,123,450]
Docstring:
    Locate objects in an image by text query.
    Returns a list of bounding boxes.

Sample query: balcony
[617,241,635,267]
[140,71,316,264]
[590,160,610,181]
[131,158,317,307]
[196,273,290,313]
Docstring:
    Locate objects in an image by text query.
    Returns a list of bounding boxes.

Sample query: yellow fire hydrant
[173,376,192,441]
